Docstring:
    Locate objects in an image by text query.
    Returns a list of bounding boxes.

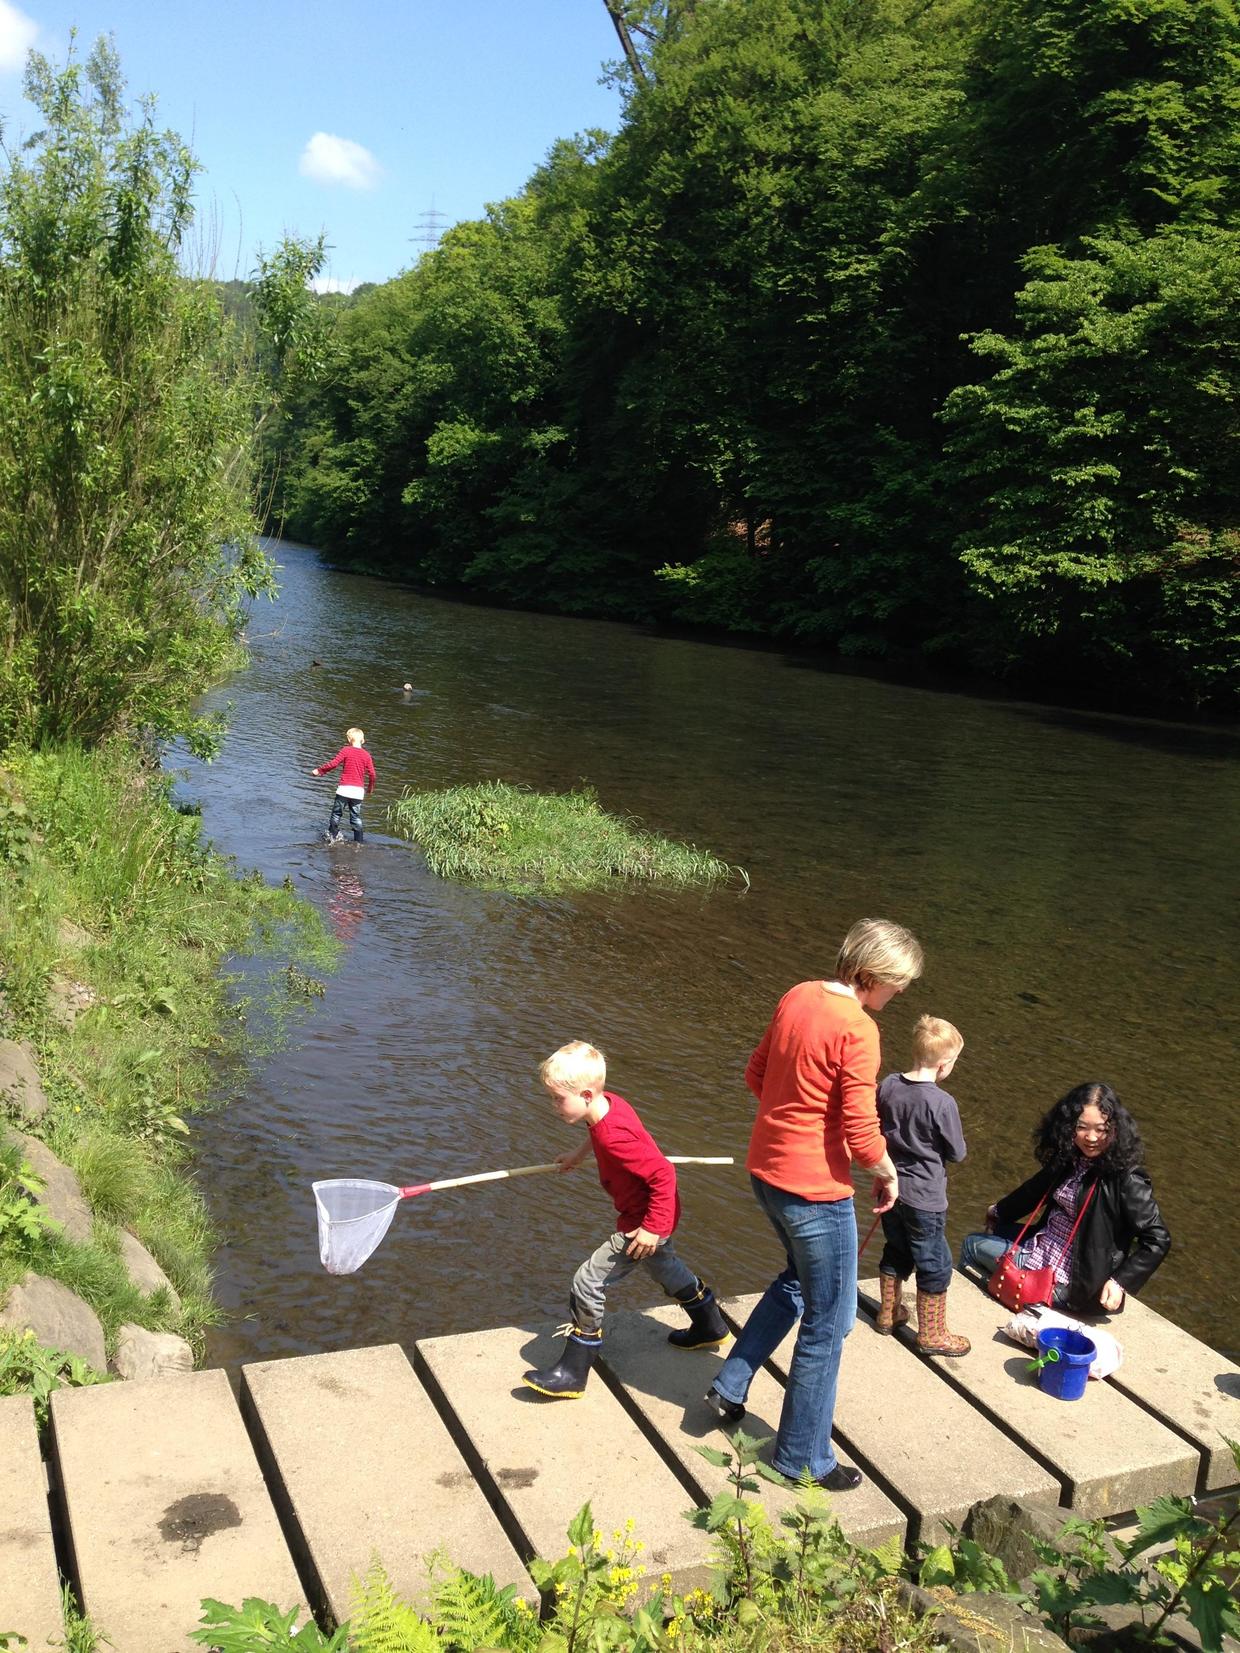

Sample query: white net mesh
[313,1179,403,1274]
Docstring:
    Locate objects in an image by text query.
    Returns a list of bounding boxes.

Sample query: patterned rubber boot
[915,1290,971,1357]
[875,1273,910,1335]
[522,1325,602,1398]
[666,1279,729,1350]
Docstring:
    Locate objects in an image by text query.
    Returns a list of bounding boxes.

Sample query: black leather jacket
[994,1159,1170,1316]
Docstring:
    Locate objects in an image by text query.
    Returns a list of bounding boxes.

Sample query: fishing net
[313,1179,404,1275]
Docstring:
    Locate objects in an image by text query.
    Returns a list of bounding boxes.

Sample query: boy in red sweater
[311,726,376,844]
[523,1039,727,1398]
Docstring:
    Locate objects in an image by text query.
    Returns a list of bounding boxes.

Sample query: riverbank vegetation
[267,0,1240,714]
[0,27,333,1472]
[388,782,743,893]
[0,744,334,1374]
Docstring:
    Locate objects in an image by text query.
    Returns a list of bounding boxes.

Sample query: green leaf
[920,1545,956,1588]
[693,1444,732,1468]
[1124,1495,1203,1558]
[1181,1579,1240,1653]
[567,1503,595,1550]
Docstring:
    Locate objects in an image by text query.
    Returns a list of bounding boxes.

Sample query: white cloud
[298,132,381,191]
[309,276,364,295]
[0,0,38,71]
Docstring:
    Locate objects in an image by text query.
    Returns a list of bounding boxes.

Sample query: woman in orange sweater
[705,918,923,1491]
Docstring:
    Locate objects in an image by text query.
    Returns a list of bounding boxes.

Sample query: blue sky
[0,0,625,289]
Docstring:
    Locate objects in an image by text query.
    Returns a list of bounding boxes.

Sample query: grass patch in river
[388,781,745,894]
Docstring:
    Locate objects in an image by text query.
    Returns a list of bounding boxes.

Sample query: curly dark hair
[1033,1082,1145,1174]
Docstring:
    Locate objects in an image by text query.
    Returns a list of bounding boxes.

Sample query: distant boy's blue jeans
[329,794,364,840]
[879,1203,952,1294]
[711,1175,856,1483]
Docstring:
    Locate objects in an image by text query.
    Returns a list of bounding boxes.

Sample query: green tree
[0,40,313,751]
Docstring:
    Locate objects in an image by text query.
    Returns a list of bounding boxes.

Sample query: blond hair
[540,1040,607,1093]
[834,918,924,992]
[346,727,365,744]
[911,1014,963,1068]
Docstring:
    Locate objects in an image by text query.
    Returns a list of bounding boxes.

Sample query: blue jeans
[712,1175,856,1482]
[958,1224,1071,1308]
[329,795,364,841]
[879,1204,952,1293]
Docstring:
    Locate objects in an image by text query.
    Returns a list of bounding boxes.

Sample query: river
[179,541,1240,1369]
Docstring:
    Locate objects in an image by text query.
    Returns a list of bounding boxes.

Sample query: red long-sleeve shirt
[315,746,376,794]
[588,1093,681,1237]
[745,981,886,1200]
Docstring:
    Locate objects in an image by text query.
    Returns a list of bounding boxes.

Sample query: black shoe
[704,1385,746,1424]
[813,1462,863,1492]
[668,1281,730,1350]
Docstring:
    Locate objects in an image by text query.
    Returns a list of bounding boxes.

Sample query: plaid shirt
[1018,1159,1090,1285]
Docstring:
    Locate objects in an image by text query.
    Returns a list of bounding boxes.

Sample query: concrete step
[416,1323,717,1596]
[725,1291,1060,1544]
[0,1394,62,1650]
[241,1342,535,1622]
[1101,1295,1240,1493]
[50,1369,304,1653]
[861,1275,1199,1516]
[601,1305,906,1548]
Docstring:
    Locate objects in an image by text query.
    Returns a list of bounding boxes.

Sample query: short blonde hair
[346,727,365,744]
[834,918,924,992]
[540,1040,607,1093]
[911,1014,963,1068]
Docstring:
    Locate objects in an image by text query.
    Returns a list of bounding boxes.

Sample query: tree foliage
[271,0,1240,711]
[0,41,320,751]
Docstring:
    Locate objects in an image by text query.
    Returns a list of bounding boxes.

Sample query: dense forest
[267,0,1240,713]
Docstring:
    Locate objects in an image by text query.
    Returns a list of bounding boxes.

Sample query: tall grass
[388,782,745,895]
[0,742,335,1354]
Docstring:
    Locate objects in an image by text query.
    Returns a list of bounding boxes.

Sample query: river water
[180,542,1240,1369]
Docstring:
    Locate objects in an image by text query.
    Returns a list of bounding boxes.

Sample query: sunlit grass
[388,782,746,895]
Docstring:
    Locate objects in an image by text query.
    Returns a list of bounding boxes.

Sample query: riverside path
[3,1277,1237,1651]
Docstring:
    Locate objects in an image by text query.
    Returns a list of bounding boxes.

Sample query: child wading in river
[522,1040,728,1399]
[875,1014,970,1356]
[311,727,376,844]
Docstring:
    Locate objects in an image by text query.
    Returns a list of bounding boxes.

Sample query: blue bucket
[1036,1326,1095,1400]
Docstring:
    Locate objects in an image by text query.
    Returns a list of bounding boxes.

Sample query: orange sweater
[745,981,887,1201]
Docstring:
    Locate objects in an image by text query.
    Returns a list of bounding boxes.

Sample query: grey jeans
[570,1231,698,1332]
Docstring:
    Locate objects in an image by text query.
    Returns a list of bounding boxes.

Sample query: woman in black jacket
[958,1082,1170,1315]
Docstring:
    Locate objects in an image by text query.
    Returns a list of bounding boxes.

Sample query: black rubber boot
[522,1326,602,1398]
[667,1279,729,1350]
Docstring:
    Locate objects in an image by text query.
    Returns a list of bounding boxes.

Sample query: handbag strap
[999,1175,1098,1259]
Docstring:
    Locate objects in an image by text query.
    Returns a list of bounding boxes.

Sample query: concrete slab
[416,1324,717,1597]
[1102,1295,1240,1493]
[50,1369,304,1653]
[0,1394,62,1651]
[865,1276,1199,1517]
[725,1292,1059,1544]
[601,1305,906,1549]
[242,1343,535,1621]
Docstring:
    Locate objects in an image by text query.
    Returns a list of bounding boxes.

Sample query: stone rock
[965,1495,1078,1585]
[5,1129,93,1245]
[899,1580,1071,1653]
[118,1229,181,1311]
[0,1272,106,1371]
[46,974,97,1028]
[111,1324,193,1383]
[0,1039,48,1123]
[55,917,93,953]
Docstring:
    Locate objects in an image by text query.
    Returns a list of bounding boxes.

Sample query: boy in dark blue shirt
[875,1015,969,1357]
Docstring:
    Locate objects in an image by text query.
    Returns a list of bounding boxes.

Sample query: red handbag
[987,1182,1096,1312]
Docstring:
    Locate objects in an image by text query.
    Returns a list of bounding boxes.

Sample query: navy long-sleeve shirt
[876,1073,966,1212]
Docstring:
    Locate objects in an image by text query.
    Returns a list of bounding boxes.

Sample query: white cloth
[336,784,365,799]
[1002,1305,1123,1379]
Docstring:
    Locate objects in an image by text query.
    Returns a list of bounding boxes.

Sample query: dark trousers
[329,795,364,841]
[879,1202,952,1294]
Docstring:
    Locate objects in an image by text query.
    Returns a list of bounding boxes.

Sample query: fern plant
[349,1558,436,1653]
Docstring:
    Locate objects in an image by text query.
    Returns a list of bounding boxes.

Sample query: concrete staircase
[2,1279,1237,1651]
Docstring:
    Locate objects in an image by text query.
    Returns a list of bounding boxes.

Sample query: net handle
[397,1154,733,1200]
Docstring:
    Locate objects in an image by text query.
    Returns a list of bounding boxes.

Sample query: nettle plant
[1025,1447,1240,1653]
